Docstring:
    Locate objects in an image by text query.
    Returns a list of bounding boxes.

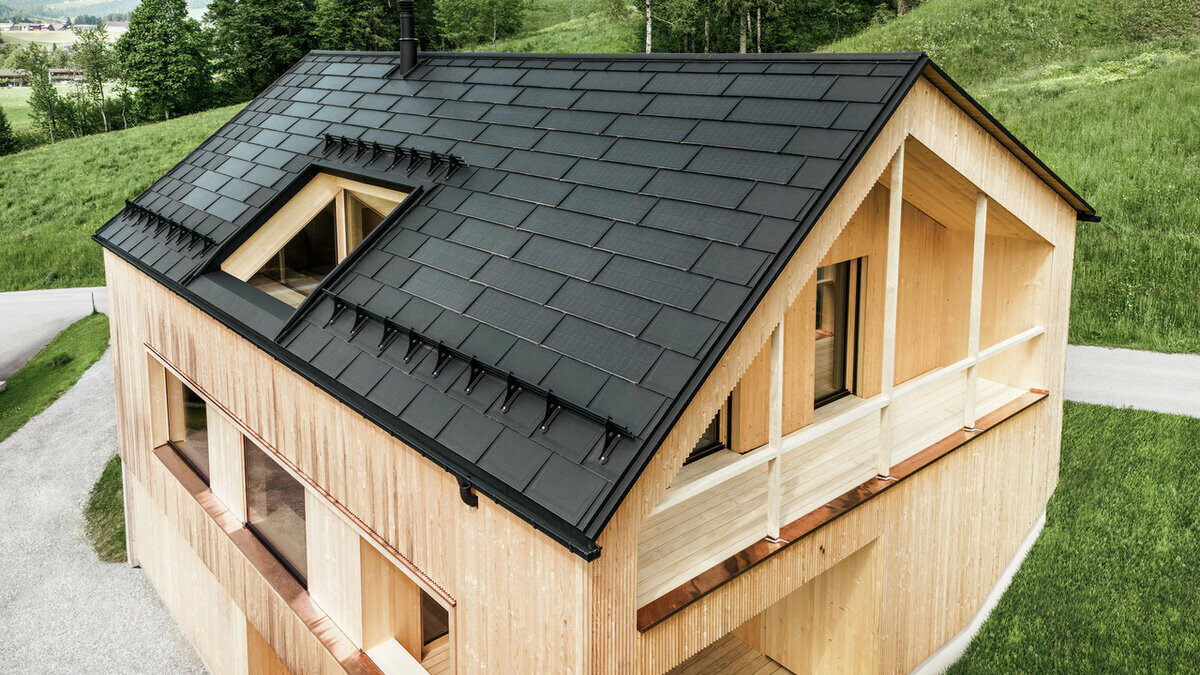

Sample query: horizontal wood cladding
[105,251,589,674]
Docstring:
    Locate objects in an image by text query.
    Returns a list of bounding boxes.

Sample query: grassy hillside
[461,0,634,53]
[828,0,1200,352]
[827,0,1199,86]
[0,104,241,291]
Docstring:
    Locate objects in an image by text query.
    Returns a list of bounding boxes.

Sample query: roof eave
[919,60,1098,222]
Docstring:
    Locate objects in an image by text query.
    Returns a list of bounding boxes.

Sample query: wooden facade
[106,71,1078,674]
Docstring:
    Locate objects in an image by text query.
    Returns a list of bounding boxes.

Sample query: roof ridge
[308,49,927,63]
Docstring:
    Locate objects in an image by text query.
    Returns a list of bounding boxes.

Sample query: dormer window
[221,173,408,307]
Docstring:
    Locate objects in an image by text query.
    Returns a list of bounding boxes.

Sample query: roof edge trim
[582,54,934,543]
[93,232,604,561]
[919,61,1098,222]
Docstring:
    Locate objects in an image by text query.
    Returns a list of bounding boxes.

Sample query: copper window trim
[636,390,1048,632]
[143,343,456,609]
[153,445,383,675]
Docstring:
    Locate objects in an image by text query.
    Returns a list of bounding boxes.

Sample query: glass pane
[249,201,337,307]
[422,591,449,645]
[244,437,308,584]
[168,374,209,481]
[345,191,392,250]
[684,414,722,464]
[815,261,851,402]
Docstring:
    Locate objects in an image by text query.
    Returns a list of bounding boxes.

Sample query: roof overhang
[920,60,1099,222]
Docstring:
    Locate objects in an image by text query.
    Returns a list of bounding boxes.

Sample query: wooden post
[766,322,784,539]
[878,146,904,475]
[964,192,988,429]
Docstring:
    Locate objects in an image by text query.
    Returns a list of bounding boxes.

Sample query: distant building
[74,23,100,31]
[48,68,83,84]
[0,68,28,86]
[105,20,129,32]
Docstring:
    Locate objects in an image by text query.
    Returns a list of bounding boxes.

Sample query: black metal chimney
[397,0,418,77]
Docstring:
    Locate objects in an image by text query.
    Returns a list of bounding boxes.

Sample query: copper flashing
[154,445,382,673]
[636,390,1047,632]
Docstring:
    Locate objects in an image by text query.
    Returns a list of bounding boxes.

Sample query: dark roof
[95,50,1091,558]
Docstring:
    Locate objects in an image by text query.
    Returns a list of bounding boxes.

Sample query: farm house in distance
[95,6,1094,672]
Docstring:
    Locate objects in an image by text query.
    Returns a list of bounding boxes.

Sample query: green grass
[980,47,1200,353]
[0,30,81,46]
[951,402,1200,671]
[0,311,110,442]
[826,0,1200,353]
[0,84,105,133]
[826,0,1199,87]
[0,103,241,291]
[461,7,635,53]
[85,453,126,563]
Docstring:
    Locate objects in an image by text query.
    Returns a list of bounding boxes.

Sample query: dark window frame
[683,396,733,465]
[814,259,862,409]
[243,437,309,589]
[165,373,211,486]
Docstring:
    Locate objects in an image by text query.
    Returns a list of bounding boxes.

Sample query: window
[244,437,308,585]
[814,260,859,405]
[683,398,731,465]
[166,371,210,483]
[222,173,407,307]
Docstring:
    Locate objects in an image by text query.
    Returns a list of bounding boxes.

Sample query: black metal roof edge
[580,54,934,542]
[920,60,1098,222]
[309,49,926,62]
[93,231,604,561]
[94,56,313,246]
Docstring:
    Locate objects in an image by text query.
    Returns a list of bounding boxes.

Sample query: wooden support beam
[766,322,784,539]
[878,146,904,475]
[964,192,988,428]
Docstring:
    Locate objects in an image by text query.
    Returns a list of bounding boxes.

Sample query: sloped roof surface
[96,50,932,557]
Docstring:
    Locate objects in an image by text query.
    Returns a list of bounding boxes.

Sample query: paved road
[1065,345,1200,418]
[0,287,108,382]
[0,352,205,673]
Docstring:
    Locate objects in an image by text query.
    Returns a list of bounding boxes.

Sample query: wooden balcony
[636,326,1041,609]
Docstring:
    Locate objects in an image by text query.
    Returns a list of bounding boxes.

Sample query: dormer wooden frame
[220,172,408,281]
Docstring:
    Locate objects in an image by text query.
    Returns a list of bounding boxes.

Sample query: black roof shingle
[94,50,1092,559]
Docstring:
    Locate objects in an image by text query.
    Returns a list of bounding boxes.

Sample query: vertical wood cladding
[106,72,1075,675]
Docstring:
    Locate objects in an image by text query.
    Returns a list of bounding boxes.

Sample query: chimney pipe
[397,0,418,77]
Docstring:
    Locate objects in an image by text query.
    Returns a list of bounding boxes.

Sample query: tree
[14,44,63,142]
[206,0,316,102]
[72,26,116,131]
[433,0,524,50]
[0,107,17,156]
[114,0,210,120]
[314,0,400,51]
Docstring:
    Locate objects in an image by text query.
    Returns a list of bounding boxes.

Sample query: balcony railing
[636,325,1043,606]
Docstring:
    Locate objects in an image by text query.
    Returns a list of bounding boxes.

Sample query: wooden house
[95,10,1094,673]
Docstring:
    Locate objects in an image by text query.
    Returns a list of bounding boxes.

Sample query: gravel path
[0,351,205,673]
[1065,345,1200,418]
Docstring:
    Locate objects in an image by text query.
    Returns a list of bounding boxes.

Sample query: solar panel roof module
[93,50,1093,559]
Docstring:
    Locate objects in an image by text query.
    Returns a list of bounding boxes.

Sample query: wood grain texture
[584,74,1076,674]
[106,251,586,674]
[104,70,1078,675]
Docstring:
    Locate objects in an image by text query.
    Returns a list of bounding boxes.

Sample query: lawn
[0,311,110,442]
[461,5,635,53]
[0,84,98,132]
[85,453,125,562]
[0,30,80,46]
[952,403,1200,671]
[0,103,241,291]
[827,0,1200,354]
